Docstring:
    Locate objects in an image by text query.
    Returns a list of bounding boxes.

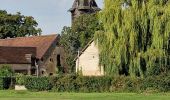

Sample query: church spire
[69,0,100,24]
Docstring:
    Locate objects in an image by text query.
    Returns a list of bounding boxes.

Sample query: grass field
[0,91,169,100]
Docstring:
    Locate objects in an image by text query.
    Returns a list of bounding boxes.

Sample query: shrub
[0,65,14,90]
[124,77,143,92]
[15,73,26,85]
[141,75,170,92]
[51,75,112,92]
[77,76,112,92]
[0,65,14,77]
[52,74,78,92]
[25,76,52,91]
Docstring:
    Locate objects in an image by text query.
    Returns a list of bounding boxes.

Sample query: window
[50,58,53,62]
[42,71,45,75]
[49,73,53,76]
[57,55,61,67]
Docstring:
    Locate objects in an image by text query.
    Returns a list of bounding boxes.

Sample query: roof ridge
[0,34,58,40]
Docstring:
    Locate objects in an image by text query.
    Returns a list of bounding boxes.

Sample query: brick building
[0,34,64,76]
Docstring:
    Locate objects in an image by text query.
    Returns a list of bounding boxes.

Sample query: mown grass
[0,91,169,100]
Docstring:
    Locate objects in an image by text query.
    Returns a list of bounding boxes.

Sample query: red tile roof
[0,46,36,64]
[0,34,59,59]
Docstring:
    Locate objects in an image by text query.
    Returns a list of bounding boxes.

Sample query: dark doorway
[57,55,61,67]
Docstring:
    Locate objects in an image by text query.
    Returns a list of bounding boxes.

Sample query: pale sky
[0,0,103,35]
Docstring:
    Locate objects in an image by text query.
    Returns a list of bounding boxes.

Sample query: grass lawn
[0,91,169,100]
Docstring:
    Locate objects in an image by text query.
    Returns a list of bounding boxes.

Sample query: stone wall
[76,41,104,76]
[37,37,64,76]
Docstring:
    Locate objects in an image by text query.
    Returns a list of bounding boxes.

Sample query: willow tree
[95,0,170,77]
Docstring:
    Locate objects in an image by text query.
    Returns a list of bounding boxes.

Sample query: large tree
[95,0,170,77]
[0,10,41,39]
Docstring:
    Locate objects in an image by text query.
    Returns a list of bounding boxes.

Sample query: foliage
[94,0,170,77]
[25,76,52,91]
[75,76,112,92]
[51,75,111,92]
[15,73,25,85]
[0,10,41,39]
[60,13,103,73]
[0,77,12,90]
[60,26,79,72]
[22,74,170,92]
[52,74,78,92]
[0,65,14,90]
[72,14,103,47]
[0,65,14,77]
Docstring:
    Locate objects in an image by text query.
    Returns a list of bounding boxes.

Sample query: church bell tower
[69,0,101,24]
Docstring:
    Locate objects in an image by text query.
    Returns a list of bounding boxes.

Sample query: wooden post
[77,49,80,73]
[35,61,39,77]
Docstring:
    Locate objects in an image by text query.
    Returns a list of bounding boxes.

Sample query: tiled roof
[0,46,36,64]
[0,34,59,59]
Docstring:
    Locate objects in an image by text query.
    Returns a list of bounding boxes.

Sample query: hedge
[25,76,52,91]
[0,74,169,92]
[51,75,112,92]
[22,74,170,92]
[0,77,14,90]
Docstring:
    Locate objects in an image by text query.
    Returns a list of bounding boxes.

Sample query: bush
[141,75,170,92]
[52,74,77,92]
[15,73,26,85]
[25,76,52,91]
[124,77,143,92]
[51,75,112,92]
[0,65,14,77]
[76,76,112,92]
[0,65,14,90]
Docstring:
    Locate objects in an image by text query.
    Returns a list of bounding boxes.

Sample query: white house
[75,40,104,76]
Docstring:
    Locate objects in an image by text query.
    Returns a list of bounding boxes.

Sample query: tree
[72,13,103,47]
[0,10,41,39]
[60,26,80,72]
[95,0,170,77]
[60,13,103,73]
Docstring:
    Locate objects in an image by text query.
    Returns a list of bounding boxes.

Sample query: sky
[0,0,104,35]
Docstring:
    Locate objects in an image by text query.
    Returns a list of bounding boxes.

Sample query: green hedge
[51,75,112,92]
[25,76,52,91]
[15,74,170,92]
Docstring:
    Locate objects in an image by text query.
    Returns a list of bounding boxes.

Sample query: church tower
[69,0,101,24]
